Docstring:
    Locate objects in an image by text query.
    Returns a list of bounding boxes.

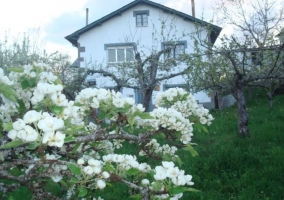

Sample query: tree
[187,0,284,136]
[0,29,87,101]
[87,17,219,111]
[0,63,213,199]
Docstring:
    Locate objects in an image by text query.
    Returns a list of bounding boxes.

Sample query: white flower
[77,158,85,165]
[17,125,38,142]
[83,166,94,175]
[154,166,167,180]
[102,171,110,179]
[13,119,26,131]
[162,161,175,169]
[46,154,57,160]
[51,175,63,182]
[42,131,65,147]
[88,158,101,167]
[38,116,64,132]
[93,167,101,174]
[141,179,150,185]
[23,110,41,123]
[7,129,17,140]
[96,179,106,189]
[166,167,180,179]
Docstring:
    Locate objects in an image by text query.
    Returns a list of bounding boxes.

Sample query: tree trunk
[267,92,273,109]
[142,89,153,112]
[233,87,250,137]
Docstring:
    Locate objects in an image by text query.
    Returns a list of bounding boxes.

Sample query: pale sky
[0,0,218,61]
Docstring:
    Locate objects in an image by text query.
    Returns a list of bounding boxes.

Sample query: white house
[65,0,222,109]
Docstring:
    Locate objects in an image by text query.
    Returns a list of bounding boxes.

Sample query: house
[65,0,222,109]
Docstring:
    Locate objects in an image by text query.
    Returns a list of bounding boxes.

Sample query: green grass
[181,93,284,200]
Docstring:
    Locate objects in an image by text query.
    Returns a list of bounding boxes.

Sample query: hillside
[182,93,284,199]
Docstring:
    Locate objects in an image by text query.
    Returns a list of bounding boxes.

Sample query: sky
[0,0,218,61]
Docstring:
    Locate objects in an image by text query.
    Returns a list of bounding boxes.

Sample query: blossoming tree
[0,63,213,199]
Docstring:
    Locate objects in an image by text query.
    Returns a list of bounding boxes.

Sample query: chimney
[191,0,195,17]
[86,8,89,26]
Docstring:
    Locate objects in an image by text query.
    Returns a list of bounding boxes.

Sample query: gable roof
[65,0,222,47]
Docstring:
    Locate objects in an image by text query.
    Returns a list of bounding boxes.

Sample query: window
[133,10,149,27]
[105,43,135,63]
[162,41,187,59]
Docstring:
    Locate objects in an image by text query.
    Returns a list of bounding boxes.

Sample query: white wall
[79,3,211,105]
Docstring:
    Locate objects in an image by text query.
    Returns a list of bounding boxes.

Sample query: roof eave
[65,0,222,45]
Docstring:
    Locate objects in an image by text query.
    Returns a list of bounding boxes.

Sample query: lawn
[181,92,284,199]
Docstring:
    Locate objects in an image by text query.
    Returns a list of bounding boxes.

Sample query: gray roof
[65,0,222,47]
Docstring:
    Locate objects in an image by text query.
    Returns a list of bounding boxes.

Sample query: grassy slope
[181,93,284,200]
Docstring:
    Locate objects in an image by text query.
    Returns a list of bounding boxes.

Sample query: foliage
[0,63,212,200]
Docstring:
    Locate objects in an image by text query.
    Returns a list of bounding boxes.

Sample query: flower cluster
[139,139,178,157]
[102,154,151,174]
[155,87,214,125]
[8,110,65,147]
[153,161,194,199]
[77,158,109,189]
[151,107,193,144]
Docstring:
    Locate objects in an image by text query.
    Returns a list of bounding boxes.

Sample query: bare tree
[187,0,284,137]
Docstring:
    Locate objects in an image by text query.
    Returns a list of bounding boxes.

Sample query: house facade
[65,0,222,109]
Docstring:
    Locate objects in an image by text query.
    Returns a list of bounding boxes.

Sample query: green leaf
[27,142,39,150]
[28,77,37,88]
[72,143,82,153]
[54,78,62,85]
[135,112,154,119]
[71,125,85,131]
[172,156,184,167]
[104,163,115,173]
[17,100,26,115]
[129,194,142,200]
[152,181,163,192]
[7,68,24,73]
[162,153,172,161]
[98,110,106,120]
[202,126,209,133]
[67,163,81,175]
[9,167,23,177]
[3,122,13,131]
[0,85,17,102]
[183,144,198,157]
[126,168,140,176]
[169,186,185,195]
[50,105,64,115]
[64,136,76,143]
[5,186,32,200]
[194,123,202,133]
[78,185,87,198]
[44,179,62,197]
[70,177,80,183]
[127,116,134,131]
[183,187,200,193]
[21,79,30,90]
[0,140,25,149]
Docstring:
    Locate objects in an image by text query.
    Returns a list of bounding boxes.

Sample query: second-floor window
[133,10,149,27]
[105,43,136,63]
[164,43,185,59]
[162,41,187,59]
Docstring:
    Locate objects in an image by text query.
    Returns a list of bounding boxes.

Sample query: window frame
[104,43,136,64]
[133,10,149,27]
[162,41,187,59]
